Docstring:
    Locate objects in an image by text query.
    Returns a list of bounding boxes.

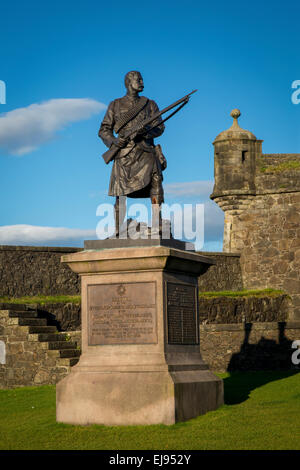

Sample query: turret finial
[230,109,241,129]
[213,108,256,142]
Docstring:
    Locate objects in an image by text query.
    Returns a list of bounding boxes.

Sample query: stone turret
[210,109,262,251]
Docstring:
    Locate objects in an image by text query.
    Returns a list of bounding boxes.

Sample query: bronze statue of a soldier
[99,71,196,236]
[98,70,167,235]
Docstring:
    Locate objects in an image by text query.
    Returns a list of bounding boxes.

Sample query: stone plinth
[56,245,223,425]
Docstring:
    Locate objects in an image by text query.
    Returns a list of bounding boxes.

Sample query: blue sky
[0,0,299,249]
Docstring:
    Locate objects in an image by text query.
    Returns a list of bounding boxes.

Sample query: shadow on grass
[223,322,299,405]
[223,370,299,405]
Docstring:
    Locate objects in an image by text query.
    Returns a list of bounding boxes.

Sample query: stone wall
[197,252,243,292]
[256,154,300,193]
[0,307,80,388]
[0,246,82,297]
[211,110,300,322]
[0,245,245,299]
[200,321,300,372]
[4,293,288,334]
[44,320,300,374]
[229,191,300,320]
[1,297,298,387]
[198,294,291,324]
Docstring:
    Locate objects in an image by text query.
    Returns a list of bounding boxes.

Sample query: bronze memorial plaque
[167,282,199,345]
[88,282,157,345]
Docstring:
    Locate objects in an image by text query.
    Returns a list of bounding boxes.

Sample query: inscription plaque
[88,282,157,345]
[167,282,198,345]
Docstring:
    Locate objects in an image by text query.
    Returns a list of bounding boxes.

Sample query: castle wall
[0,246,244,299]
[200,321,300,372]
[211,115,300,321]
[14,318,297,375]
[5,318,299,385]
[198,294,291,324]
[1,243,298,384]
[256,154,300,193]
[0,246,82,297]
[229,191,300,320]
[197,252,243,292]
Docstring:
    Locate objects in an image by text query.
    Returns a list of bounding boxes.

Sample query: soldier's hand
[136,125,150,136]
[115,136,128,148]
[133,125,150,142]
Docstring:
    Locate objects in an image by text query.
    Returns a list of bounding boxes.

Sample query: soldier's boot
[114,196,126,237]
[151,196,162,237]
[114,201,120,237]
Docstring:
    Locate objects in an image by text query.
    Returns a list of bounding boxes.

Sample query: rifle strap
[114,97,149,134]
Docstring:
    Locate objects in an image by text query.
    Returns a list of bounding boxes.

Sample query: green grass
[0,290,285,305]
[0,371,299,450]
[198,288,285,298]
[260,160,300,173]
[0,295,81,305]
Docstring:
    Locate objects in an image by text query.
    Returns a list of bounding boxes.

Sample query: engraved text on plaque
[88,282,157,345]
[167,282,198,345]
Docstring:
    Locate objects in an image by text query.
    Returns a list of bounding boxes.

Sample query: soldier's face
[129,74,144,92]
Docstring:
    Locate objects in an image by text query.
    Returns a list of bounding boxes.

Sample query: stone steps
[69,358,79,366]
[9,310,39,318]
[0,303,37,311]
[48,341,77,350]
[59,349,81,358]
[18,318,47,327]
[36,333,70,342]
[6,306,81,371]
[28,325,57,334]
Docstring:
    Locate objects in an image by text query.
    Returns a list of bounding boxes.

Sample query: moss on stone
[260,160,300,173]
[199,288,285,298]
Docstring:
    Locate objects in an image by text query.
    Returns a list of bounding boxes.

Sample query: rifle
[102,89,197,164]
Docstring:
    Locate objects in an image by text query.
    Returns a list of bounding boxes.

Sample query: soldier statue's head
[124,71,144,94]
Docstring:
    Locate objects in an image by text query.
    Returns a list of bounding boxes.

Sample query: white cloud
[0,98,106,155]
[163,180,224,250]
[161,199,224,250]
[0,225,97,247]
[164,180,214,198]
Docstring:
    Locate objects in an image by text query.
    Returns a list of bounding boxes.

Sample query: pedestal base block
[56,368,223,426]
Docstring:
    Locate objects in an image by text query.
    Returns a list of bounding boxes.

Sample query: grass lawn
[0,295,81,305]
[198,288,285,298]
[0,371,299,450]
